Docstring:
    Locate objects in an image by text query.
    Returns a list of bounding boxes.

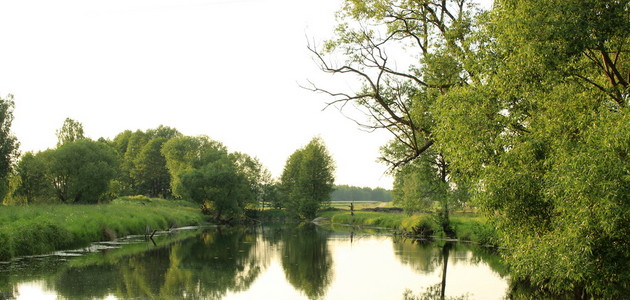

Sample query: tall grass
[0,196,204,261]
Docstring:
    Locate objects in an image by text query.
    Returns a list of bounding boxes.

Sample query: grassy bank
[0,196,205,261]
[318,210,498,246]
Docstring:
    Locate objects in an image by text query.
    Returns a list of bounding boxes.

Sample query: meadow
[0,196,205,260]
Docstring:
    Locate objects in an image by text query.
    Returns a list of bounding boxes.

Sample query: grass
[318,210,498,246]
[0,196,205,261]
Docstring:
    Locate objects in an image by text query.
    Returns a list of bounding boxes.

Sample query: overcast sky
[0,0,397,189]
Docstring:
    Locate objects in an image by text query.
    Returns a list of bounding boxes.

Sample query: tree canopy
[316,0,629,297]
[280,137,336,220]
[0,94,19,201]
[56,118,85,147]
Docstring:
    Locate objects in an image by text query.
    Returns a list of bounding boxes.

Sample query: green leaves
[0,94,19,201]
[280,137,336,220]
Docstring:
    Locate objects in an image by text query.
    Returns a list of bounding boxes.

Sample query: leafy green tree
[179,153,250,222]
[114,126,181,196]
[430,0,629,296]
[56,118,85,146]
[132,137,171,198]
[14,152,54,204]
[0,94,20,201]
[162,135,228,198]
[312,0,485,232]
[280,137,335,219]
[230,152,269,210]
[44,139,118,203]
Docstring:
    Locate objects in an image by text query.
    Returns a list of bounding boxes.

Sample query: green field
[0,196,205,261]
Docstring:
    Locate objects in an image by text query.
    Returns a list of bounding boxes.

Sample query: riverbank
[317,210,499,246]
[0,196,205,261]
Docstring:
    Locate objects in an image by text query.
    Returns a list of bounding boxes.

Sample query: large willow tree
[315,0,629,297]
[435,1,629,297]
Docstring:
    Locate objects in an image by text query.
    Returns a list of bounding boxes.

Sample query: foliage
[112,126,181,196]
[55,118,85,147]
[132,137,171,198]
[0,197,203,261]
[392,151,448,213]
[315,0,488,237]
[14,152,55,204]
[180,154,251,222]
[0,94,19,202]
[280,137,335,220]
[318,0,628,296]
[330,184,392,202]
[41,139,118,203]
[161,135,227,198]
[430,0,630,297]
[162,135,266,221]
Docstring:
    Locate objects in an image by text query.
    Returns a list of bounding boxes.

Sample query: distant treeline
[330,185,392,202]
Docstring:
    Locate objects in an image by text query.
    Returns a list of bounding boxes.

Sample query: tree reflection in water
[280,223,333,300]
[0,225,516,299]
[45,227,266,299]
[394,238,506,300]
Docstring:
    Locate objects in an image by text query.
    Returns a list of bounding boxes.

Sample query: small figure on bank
[350,202,354,216]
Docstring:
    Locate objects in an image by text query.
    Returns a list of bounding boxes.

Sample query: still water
[0,224,509,299]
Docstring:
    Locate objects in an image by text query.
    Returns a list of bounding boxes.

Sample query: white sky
[0,0,395,189]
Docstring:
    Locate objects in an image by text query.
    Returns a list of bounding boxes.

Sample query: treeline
[4,119,270,223]
[0,112,337,222]
[330,185,392,202]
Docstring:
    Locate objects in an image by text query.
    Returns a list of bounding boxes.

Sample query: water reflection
[281,224,332,299]
[394,238,508,300]
[0,225,511,300]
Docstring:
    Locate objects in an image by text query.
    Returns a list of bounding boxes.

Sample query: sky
[0,0,396,189]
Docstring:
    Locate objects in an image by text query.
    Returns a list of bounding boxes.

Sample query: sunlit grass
[319,210,498,246]
[0,197,205,261]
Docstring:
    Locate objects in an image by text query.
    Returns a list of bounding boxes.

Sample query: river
[0,224,510,299]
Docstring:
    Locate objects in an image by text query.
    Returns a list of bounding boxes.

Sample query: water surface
[0,224,509,299]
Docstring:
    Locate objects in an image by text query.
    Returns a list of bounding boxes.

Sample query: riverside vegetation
[319,209,498,247]
[0,0,627,297]
[0,197,204,261]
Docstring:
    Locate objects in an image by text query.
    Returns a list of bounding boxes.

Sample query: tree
[311,0,485,232]
[179,152,250,222]
[56,118,85,146]
[317,0,628,296]
[114,126,181,196]
[44,139,118,203]
[280,137,335,219]
[431,0,629,297]
[229,152,268,210]
[132,137,171,198]
[162,135,228,198]
[0,94,20,201]
[14,152,54,204]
